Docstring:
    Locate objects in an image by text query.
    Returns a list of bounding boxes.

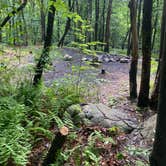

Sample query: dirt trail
[44,47,130,106]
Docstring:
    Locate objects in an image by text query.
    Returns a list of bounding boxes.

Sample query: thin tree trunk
[33,0,56,86]
[102,0,106,43]
[87,0,92,44]
[151,0,159,50]
[138,0,152,107]
[137,0,142,38]
[94,0,99,50]
[122,28,130,50]
[150,1,166,165]
[104,0,113,53]
[40,0,46,42]
[21,10,28,46]
[57,0,74,47]
[127,27,132,56]
[129,0,139,99]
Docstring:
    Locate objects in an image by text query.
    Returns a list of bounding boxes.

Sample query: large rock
[82,103,137,131]
[141,114,157,141]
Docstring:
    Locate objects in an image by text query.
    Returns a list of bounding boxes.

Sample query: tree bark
[150,1,166,165]
[94,0,99,50]
[129,0,139,99]
[137,0,142,38]
[151,0,159,51]
[57,0,74,47]
[42,127,68,166]
[122,28,130,50]
[40,0,46,42]
[104,0,113,53]
[138,0,152,107]
[127,27,132,56]
[150,0,166,111]
[33,0,56,86]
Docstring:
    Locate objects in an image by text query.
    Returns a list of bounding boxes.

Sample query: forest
[0,0,166,165]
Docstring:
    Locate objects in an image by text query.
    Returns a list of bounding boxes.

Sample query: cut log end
[60,126,69,136]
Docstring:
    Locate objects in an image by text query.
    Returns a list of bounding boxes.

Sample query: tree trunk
[33,0,56,86]
[94,0,99,50]
[122,28,130,50]
[40,0,46,42]
[138,0,152,107]
[104,0,113,53]
[101,0,106,44]
[151,0,159,51]
[150,1,166,165]
[150,0,166,111]
[21,10,28,46]
[42,127,68,166]
[127,27,132,56]
[87,0,92,45]
[57,0,73,47]
[129,0,139,99]
[137,0,142,38]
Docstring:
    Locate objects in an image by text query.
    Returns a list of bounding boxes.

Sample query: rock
[67,104,84,126]
[82,103,137,131]
[82,57,89,61]
[104,57,110,63]
[67,104,82,117]
[92,56,99,62]
[64,54,72,61]
[141,114,157,141]
[120,58,130,63]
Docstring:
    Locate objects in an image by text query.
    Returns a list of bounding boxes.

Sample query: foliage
[0,97,31,166]
[53,129,116,166]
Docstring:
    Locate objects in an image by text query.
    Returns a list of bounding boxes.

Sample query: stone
[64,54,72,61]
[120,58,130,63]
[82,57,89,61]
[67,104,82,116]
[141,114,157,141]
[81,103,137,131]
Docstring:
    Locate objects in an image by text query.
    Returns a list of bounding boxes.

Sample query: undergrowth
[0,66,84,165]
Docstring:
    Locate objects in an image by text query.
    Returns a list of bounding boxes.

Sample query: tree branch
[0,0,27,28]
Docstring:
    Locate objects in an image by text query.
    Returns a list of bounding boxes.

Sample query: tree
[0,0,27,42]
[94,0,99,50]
[104,0,113,53]
[57,0,73,47]
[137,0,143,39]
[40,0,46,41]
[150,0,165,111]
[33,0,56,86]
[152,0,159,50]
[150,1,166,165]
[129,0,139,99]
[138,0,152,107]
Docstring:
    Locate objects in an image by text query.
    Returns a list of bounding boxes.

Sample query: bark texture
[129,0,139,99]
[150,1,166,165]
[104,0,113,53]
[138,0,152,107]
[33,0,56,86]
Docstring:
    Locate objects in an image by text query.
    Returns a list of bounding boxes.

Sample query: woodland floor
[1,46,153,165]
